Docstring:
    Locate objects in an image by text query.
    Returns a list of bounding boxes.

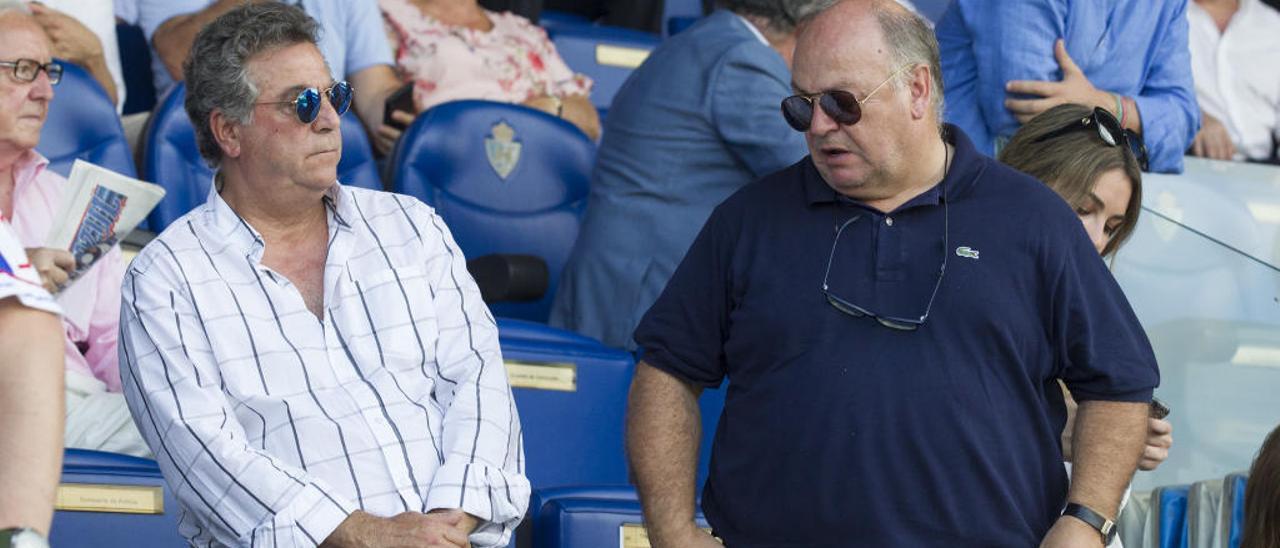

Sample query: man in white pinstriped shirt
[118,4,528,547]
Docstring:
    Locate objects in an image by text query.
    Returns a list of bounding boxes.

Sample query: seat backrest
[37,61,136,179]
[546,25,659,112]
[1154,484,1192,548]
[499,324,633,489]
[142,83,383,231]
[1188,478,1226,548]
[534,495,709,548]
[391,100,594,322]
[51,450,184,548]
[1225,473,1247,548]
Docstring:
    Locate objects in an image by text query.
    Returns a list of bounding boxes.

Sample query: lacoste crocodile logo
[955,246,980,260]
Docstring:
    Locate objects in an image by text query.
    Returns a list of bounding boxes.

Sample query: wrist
[1061,502,1116,546]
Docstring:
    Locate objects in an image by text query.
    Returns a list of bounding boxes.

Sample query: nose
[29,69,54,101]
[1083,218,1108,254]
[311,92,341,132]
[808,97,839,135]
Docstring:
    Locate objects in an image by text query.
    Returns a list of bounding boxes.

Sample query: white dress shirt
[1187,0,1280,161]
[120,182,528,547]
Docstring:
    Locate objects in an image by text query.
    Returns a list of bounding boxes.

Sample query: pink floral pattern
[380,0,593,112]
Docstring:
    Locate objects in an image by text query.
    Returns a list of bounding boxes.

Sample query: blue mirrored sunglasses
[257,81,353,124]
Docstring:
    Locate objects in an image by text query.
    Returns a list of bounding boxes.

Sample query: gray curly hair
[184,3,320,167]
[718,0,837,34]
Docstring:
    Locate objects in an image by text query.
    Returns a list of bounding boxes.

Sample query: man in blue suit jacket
[552,0,825,349]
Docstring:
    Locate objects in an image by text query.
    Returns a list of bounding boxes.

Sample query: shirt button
[885,217,894,226]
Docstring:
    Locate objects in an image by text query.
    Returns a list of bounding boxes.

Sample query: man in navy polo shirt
[625,1,1160,546]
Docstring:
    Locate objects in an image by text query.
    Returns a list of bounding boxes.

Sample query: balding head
[796,0,942,120]
[789,0,947,204]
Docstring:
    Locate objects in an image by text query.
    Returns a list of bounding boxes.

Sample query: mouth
[820,145,854,161]
[309,148,339,158]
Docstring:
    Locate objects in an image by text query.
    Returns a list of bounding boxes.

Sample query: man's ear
[209,110,242,159]
[908,65,932,120]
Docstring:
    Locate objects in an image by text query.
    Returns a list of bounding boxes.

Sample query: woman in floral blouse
[381,0,601,139]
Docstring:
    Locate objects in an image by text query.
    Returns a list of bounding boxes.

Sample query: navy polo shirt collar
[802,124,985,210]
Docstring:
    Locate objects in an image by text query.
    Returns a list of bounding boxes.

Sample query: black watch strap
[1062,502,1116,545]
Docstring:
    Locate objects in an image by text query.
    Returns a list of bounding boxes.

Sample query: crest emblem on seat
[485,121,522,180]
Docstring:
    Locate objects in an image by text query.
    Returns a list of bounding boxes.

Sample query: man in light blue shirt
[936,0,1199,173]
[550,1,823,350]
[131,0,410,154]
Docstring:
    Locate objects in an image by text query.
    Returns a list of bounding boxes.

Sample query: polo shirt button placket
[885,217,894,226]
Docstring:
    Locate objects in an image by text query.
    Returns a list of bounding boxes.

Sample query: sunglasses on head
[0,58,62,85]
[256,81,353,124]
[781,63,916,132]
[1033,106,1149,171]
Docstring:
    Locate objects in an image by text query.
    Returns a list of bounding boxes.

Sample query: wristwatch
[0,528,49,548]
[1062,502,1116,545]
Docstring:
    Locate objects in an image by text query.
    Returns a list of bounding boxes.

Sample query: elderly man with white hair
[0,1,146,460]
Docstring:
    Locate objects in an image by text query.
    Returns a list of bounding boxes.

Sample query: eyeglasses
[0,59,62,85]
[821,195,949,331]
[255,81,352,124]
[1033,106,1149,172]
[782,64,916,132]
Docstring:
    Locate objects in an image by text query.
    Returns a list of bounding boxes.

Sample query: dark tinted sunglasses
[781,64,915,132]
[257,81,353,124]
[1033,106,1149,171]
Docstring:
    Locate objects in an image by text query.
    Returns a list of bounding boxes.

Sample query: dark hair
[998,104,1142,257]
[183,3,320,167]
[716,0,836,33]
[1243,423,1280,548]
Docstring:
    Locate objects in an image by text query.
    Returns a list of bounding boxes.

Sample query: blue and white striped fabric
[119,182,528,547]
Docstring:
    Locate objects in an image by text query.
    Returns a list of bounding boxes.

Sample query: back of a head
[183,3,319,167]
[718,0,837,34]
[998,103,1143,257]
[1243,423,1280,548]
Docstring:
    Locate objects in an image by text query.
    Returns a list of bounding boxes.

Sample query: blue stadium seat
[1154,484,1191,548]
[390,100,594,322]
[500,328,634,489]
[667,16,700,35]
[142,84,383,231]
[663,0,704,36]
[1226,473,1247,548]
[696,383,726,489]
[51,449,183,548]
[537,9,593,30]
[498,317,601,347]
[37,61,135,179]
[545,25,660,112]
[534,492,711,548]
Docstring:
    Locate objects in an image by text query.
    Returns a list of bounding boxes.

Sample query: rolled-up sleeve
[1132,0,1199,173]
[420,211,530,548]
[1047,224,1160,403]
[119,259,357,546]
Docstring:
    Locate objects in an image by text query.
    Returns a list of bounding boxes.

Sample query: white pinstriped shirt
[120,183,528,547]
